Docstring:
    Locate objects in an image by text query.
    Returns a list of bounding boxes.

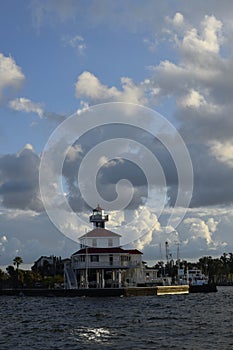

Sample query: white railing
[72,261,138,269]
[64,267,78,289]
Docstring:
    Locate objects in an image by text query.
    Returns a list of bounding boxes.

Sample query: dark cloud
[167,143,233,208]
[0,146,43,211]
[190,144,233,207]
[0,211,79,264]
[62,124,179,211]
[1,121,233,214]
[178,108,233,144]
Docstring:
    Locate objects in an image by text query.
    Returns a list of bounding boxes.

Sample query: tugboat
[187,268,217,293]
[178,267,217,293]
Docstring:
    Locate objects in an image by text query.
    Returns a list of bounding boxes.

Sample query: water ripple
[0,287,232,349]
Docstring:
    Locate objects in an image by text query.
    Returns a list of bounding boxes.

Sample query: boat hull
[189,283,217,293]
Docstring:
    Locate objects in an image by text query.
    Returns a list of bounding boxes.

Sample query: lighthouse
[89,205,109,228]
[64,206,144,289]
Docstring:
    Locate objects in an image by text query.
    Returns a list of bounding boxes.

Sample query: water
[0,286,232,350]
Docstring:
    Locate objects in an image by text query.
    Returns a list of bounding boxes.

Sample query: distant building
[64,206,145,289]
[32,256,55,269]
[32,255,64,276]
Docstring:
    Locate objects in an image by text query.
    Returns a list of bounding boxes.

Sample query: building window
[80,244,88,249]
[121,255,130,262]
[109,255,113,265]
[108,238,113,247]
[92,239,97,247]
[90,255,99,262]
[79,255,86,262]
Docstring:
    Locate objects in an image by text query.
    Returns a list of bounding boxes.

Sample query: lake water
[0,286,232,350]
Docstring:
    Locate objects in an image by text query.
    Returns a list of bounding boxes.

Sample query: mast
[165,241,174,277]
[176,242,180,270]
[85,237,89,288]
[175,242,181,284]
[165,241,170,265]
[159,242,164,277]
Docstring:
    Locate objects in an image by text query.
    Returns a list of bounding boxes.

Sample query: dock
[0,285,190,297]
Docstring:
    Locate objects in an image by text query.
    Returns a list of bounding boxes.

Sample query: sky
[1,0,233,266]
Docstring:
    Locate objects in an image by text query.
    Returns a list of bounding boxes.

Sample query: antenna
[176,242,180,270]
[159,242,163,261]
[165,241,172,263]
[176,242,180,261]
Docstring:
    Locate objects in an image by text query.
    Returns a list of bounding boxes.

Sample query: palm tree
[13,256,23,270]
[13,256,23,288]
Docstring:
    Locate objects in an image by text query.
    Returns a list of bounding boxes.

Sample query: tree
[13,256,23,288]
[13,256,23,270]
[0,268,9,289]
[6,265,17,288]
[23,270,42,288]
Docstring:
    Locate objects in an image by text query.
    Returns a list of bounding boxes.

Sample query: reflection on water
[71,327,113,344]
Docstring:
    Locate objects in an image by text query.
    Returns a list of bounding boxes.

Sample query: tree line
[0,256,64,289]
[1,252,233,289]
[154,252,233,285]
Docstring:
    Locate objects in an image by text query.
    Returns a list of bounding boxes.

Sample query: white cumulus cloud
[0,53,25,101]
[178,89,207,108]
[172,12,184,27]
[75,71,148,105]
[183,217,219,245]
[9,97,44,118]
[149,15,224,105]
[181,15,222,55]
[66,144,83,161]
[209,139,233,167]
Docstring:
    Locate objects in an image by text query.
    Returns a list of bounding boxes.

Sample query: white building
[64,206,145,289]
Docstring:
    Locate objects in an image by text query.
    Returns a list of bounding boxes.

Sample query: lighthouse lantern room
[89,205,109,228]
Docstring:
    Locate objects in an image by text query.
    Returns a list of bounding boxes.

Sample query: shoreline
[0,284,217,297]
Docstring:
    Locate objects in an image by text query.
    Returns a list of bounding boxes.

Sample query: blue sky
[1,0,233,266]
[0,1,163,153]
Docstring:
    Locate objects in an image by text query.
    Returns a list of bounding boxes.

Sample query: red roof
[72,247,125,255]
[124,249,143,255]
[79,228,121,238]
[72,247,143,255]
